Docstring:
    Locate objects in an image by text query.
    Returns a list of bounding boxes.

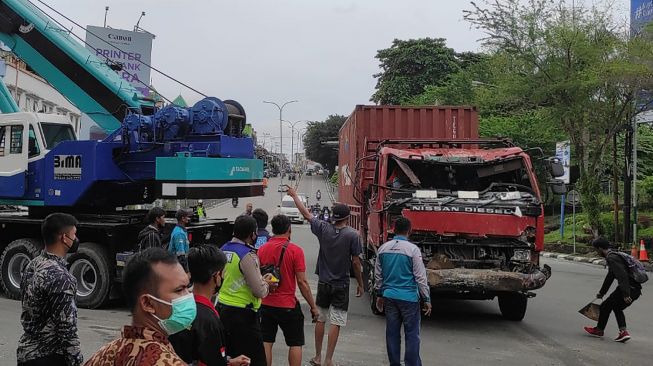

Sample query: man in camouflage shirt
[17,213,83,366]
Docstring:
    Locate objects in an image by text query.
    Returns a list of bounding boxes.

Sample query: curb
[542,252,653,272]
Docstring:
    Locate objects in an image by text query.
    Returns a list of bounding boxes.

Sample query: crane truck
[339,105,565,320]
[0,0,264,308]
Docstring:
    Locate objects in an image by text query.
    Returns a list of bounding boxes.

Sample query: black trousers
[218,304,266,366]
[597,287,642,330]
[18,354,67,366]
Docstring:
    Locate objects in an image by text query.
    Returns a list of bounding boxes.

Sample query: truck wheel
[67,242,114,309]
[363,258,384,316]
[0,238,42,299]
[498,293,528,321]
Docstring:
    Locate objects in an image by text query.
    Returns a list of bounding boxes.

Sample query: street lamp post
[283,120,308,167]
[296,127,306,164]
[297,128,308,169]
[264,100,298,185]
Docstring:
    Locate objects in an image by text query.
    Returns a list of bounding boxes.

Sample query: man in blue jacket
[374,217,431,366]
[169,209,191,271]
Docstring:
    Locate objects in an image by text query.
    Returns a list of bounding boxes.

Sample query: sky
[37,0,631,154]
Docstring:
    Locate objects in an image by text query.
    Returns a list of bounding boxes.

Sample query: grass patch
[544,211,653,247]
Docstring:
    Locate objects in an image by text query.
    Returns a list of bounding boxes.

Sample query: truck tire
[498,293,528,321]
[363,258,383,316]
[0,238,42,299]
[67,242,114,309]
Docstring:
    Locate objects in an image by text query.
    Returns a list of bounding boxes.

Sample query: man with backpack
[584,238,646,342]
[257,214,319,366]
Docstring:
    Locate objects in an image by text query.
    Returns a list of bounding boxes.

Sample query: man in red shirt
[258,214,319,366]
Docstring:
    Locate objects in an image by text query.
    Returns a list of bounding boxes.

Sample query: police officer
[217,215,278,366]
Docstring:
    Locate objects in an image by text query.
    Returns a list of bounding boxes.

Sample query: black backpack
[260,241,290,283]
[610,252,649,284]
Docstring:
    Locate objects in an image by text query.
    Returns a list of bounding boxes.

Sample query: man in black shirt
[137,207,166,251]
[169,245,250,366]
[584,238,643,343]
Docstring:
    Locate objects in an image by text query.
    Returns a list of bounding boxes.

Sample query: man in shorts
[287,187,364,366]
[258,214,319,366]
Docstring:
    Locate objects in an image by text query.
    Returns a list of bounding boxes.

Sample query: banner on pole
[555,141,571,184]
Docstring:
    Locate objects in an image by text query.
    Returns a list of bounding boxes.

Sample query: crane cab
[0,113,75,201]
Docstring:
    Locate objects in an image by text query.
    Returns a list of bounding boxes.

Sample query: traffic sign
[567,189,581,205]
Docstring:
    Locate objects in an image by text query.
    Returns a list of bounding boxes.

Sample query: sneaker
[584,326,604,338]
[615,330,631,343]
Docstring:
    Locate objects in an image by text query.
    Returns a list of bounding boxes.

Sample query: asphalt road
[0,175,651,365]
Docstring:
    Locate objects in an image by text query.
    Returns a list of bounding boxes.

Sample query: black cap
[331,204,350,222]
[175,208,192,221]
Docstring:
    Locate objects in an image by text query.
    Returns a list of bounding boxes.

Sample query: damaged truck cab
[339,106,562,321]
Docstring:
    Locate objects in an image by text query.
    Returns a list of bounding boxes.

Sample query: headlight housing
[511,249,531,262]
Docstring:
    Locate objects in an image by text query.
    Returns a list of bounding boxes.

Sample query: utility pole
[633,115,639,247]
[624,122,633,245]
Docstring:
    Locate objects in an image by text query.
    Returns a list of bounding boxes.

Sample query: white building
[1,55,82,134]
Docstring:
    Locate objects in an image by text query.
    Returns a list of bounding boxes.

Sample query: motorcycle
[321,208,331,221]
[232,197,239,208]
[310,204,321,218]
[316,190,322,201]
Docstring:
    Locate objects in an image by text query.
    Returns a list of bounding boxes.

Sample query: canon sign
[85,25,154,96]
[108,33,132,42]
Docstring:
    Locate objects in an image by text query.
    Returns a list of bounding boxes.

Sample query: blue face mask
[148,293,196,335]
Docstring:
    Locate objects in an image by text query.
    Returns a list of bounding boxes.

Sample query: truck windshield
[388,156,533,193]
[282,200,296,208]
[41,123,76,149]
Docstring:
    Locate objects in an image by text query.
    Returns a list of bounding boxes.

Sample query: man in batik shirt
[17,213,83,366]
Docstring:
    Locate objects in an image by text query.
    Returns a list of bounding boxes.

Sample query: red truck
[338,105,563,320]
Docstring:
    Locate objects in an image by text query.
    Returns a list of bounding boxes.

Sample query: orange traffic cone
[631,243,639,258]
[638,240,649,262]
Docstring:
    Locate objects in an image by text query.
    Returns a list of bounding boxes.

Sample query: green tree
[303,115,347,172]
[464,0,653,236]
[371,38,477,105]
[479,110,565,156]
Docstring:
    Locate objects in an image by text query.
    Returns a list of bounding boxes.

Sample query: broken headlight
[511,249,531,262]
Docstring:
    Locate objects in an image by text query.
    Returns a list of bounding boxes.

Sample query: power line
[22,0,173,105]
[31,0,208,99]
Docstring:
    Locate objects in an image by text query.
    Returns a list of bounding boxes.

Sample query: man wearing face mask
[218,215,278,366]
[17,213,83,366]
[169,245,251,366]
[85,248,193,365]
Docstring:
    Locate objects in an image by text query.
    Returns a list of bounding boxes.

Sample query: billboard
[632,0,653,35]
[85,25,154,96]
[555,141,571,184]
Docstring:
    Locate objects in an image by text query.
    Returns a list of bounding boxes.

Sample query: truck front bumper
[426,264,552,293]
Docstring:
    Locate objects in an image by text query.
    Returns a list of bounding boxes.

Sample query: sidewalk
[542,252,653,272]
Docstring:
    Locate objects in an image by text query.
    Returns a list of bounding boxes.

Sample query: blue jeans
[384,298,422,366]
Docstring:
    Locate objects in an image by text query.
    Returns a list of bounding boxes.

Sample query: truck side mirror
[547,158,565,178]
[548,180,567,195]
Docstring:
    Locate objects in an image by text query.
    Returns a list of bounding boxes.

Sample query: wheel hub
[8,253,31,289]
[69,259,97,297]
